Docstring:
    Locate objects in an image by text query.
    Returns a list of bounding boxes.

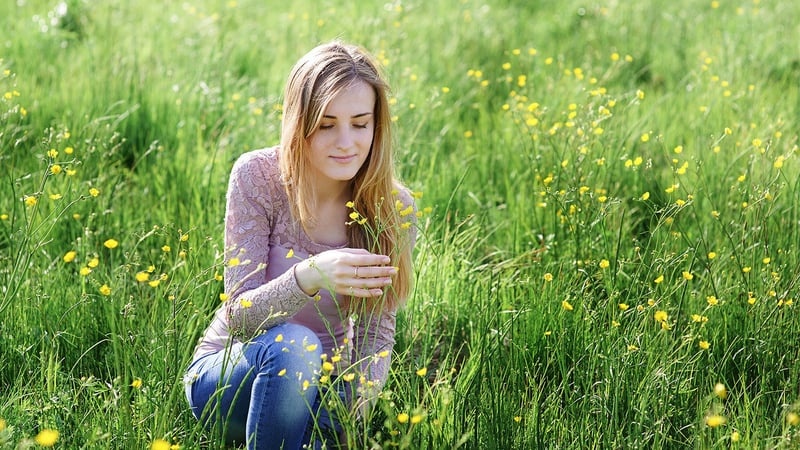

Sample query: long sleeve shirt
[189,147,415,391]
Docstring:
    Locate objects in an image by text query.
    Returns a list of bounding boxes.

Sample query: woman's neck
[313,179,353,206]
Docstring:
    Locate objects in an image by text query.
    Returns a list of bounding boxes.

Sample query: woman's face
[307,80,376,192]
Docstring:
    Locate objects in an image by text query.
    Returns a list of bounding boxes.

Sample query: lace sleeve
[224,151,311,339]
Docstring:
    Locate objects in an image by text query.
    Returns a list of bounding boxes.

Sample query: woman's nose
[335,128,354,150]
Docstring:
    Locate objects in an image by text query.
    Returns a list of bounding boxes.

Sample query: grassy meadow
[2,0,800,448]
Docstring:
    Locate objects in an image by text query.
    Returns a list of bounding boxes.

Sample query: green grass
[2,0,800,448]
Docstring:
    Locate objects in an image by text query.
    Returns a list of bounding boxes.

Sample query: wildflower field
[2,0,800,448]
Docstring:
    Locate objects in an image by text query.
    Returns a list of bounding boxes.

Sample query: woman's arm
[224,152,312,339]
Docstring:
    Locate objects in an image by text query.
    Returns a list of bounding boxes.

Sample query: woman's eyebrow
[322,112,373,119]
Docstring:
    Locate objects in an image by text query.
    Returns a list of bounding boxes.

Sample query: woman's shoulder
[392,183,417,210]
[230,146,281,187]
[232,146,279,171]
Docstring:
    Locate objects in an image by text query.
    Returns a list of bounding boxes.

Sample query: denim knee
[245,322,323,376]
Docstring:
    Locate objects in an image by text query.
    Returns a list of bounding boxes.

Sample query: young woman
[184,41,416,450]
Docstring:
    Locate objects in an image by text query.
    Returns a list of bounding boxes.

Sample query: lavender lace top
[190,147,415,391]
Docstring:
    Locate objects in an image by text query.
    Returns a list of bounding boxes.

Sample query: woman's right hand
[294,248,396,298]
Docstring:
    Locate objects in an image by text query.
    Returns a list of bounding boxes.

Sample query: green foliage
[1,0,800,448]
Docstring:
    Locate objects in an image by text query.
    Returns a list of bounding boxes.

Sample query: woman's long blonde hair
[279,41,413,312]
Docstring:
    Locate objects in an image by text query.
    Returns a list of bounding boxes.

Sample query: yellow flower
[148,280,160,288]
[599,259,610,269]
[99,284,111,296]
[543,273,554,282]
[641,191,650,200]
[787,412,800,426]
[88,257,99,268]
[219,293,229,301]
[322,361,334,372]
[342,373,355,382]
[35,429,59,447]
[378,350,390,358]
[654,275,664,284]
[705,415,726,428]
[305,343,318,352]
[131,378,143,389]
[682,271,693,281]
[63,251,77,263]
[561,300,573,311]
[277,368,287,376]
[714,383,727,399]
[24,195,38,207]
[136,272,150,282]
[411,414,423,424]
[706,296,719,306]
[416,367,427,377]
[240,299,252,308]
[618,303,629,311]
[731,430,740,442]
[227,257,240,267]
[627,344,639,351]
[345,201,354,208]
[151,439,171,450]
[89,187,100,197]
[274,334,283,342]
[397,413,409,424]
[104,238,119,249]
[50,164,62,175]
[707,252,717,260]
[161,245,171,252]
[654,310,668,323]
[286,249,294,258]
[80,267,92,276]
[47,148,59,159]
[699,340,710,350]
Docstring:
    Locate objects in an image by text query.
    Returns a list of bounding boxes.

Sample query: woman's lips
[330,155,357,163]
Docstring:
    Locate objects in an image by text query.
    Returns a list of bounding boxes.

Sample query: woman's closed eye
[318,123,369,130]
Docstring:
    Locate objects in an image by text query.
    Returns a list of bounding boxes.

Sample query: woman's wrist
[293,258,320,296]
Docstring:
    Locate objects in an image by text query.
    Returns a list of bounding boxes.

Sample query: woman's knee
[246,322,322,372]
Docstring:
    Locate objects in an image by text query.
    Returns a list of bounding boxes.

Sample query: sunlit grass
[1,0,799,448]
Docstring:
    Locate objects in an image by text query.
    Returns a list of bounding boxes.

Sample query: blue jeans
[184,323,349,449]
